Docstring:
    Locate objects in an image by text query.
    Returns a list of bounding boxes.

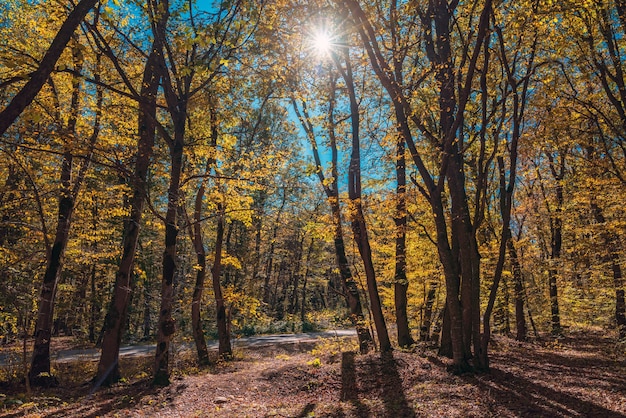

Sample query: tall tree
[562,0,626,339]
[95,0,169,386]
[292,72,374,353]
[185,97,221,366]
[29,45,103,386]
[480,3,539,367]
[385,0,416,348]
[332,43,392,353]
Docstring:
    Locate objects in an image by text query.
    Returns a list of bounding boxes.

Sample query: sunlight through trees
[0,0,625,395]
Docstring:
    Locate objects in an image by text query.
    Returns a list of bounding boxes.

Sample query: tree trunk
[508,239,527,341]
[30,47,99,385]
[549,176,563,336]
[501,271,511,334]
[611,260,626,340]
[29,163,72,386]
[188,180,210,365]
[212,202,232,358]
[89,196,100,344]
[590,202,626,339]
[394,132,414,348]
[331,201,373,352]
[263,191,286,305]
[300,238,314,324]
[438,306,452,358]
[153,120,184,387]
[548,267,561,336]
[142,275,152,341]
[432,191,469,371]
[95,39,163,387]
[251,191,265,286]
[288,234,305,315]
[421,282,437,341]
[336,47,391,353]
[480,160,511,370]
[89,263,98,343]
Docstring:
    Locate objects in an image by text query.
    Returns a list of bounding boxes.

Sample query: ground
[1,329,625,417]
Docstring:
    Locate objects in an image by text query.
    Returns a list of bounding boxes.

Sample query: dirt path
[0,329,356,365]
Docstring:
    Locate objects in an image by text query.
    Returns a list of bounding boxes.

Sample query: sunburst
[311,28,333,57]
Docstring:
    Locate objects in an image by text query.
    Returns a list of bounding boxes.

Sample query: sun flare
[312,29,333,57]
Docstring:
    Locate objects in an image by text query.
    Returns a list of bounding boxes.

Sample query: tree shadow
[340,351,416,418]
[380,352,416,418]
[477,367,625,417]
[426,355,625,418]
[499,348,626,388]
[340,351,370,417]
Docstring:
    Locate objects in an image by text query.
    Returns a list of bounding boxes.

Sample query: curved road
[0,329,356,365]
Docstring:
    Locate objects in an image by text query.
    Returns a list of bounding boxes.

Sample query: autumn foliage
[0,0,625,391]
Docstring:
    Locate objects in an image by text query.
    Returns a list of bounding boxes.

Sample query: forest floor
[1,327,625,417]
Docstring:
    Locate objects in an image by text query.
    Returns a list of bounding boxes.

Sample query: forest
[0,0,625,416]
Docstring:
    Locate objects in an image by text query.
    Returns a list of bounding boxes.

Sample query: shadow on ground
[337,350,415,417]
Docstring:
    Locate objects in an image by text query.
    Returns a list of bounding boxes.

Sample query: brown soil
[1,330,625,417]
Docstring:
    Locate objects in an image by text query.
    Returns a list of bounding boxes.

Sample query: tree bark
[421,282,437,342]
[394,128,414,348]
[547,154,564,336]
[142,273,152,341]
[188,178,210,365]
[29,151,74,386]
[89,196,100,344]
[300,237,314,324]
[153,112,184,387]
[508,239,527,341]
[438,306,452,358]
[89,263,98,343]
[212,202,232,358]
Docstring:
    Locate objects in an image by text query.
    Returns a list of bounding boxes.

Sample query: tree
[480,1,540,366]
[94,0,168,386]
[559,0,626,339]
[291,72,374,352]
[332,42,392,353]
[29,44,103,386]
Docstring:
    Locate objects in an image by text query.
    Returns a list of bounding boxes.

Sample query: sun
[311,28,333,57]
